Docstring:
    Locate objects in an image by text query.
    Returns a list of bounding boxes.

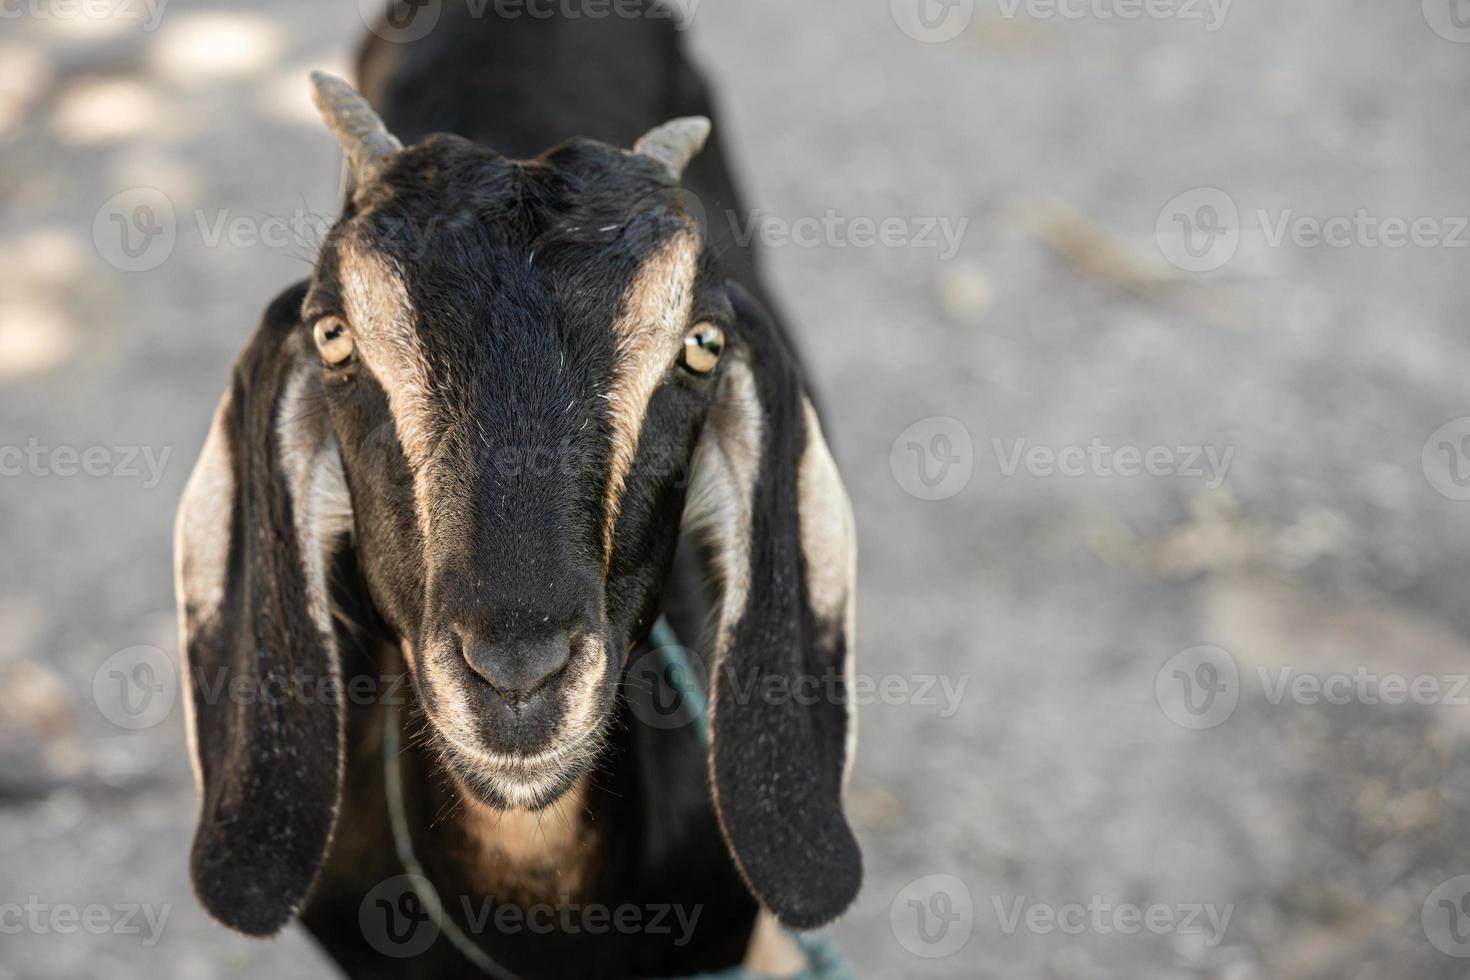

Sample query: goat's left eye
[681,322,724,375]
[313,316,355,366]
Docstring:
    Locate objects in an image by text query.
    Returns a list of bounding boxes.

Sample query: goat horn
[633,116,711,180]
[309,71,403,183]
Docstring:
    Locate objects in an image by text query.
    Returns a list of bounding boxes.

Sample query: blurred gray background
[4,0,1470,977]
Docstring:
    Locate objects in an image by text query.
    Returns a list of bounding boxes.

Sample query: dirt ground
[3,1,1470,977]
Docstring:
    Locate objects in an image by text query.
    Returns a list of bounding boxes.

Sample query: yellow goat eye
[313,316,355,366]
[681,322,724,375]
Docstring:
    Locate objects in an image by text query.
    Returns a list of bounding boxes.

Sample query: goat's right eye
[312,316,355,366]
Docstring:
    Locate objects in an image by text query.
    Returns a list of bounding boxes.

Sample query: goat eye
[312,316,355,366]
[681,322,724,375]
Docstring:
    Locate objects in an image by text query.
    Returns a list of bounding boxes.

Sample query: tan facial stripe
[338,238,437,472]
[337,237,453,555]
[601,232,701,569]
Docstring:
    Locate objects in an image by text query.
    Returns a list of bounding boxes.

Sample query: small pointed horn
[633,116,711,181]
[309,70,402,184]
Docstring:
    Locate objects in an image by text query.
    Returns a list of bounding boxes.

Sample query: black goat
[173,4,859,977]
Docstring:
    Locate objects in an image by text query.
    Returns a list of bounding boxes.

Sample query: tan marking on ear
[797,397,859,786]
[276,361,354,644]
[681,358,763,623]
[174,390,236,794]
[743,911,806,977]
[601,232,701,569]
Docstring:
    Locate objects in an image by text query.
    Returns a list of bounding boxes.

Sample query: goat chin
[430,725,603,812]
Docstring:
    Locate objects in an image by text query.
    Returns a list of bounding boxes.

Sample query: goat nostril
[456,628,575,705]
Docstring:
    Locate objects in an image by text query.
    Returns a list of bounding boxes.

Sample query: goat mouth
[430,728,601,811]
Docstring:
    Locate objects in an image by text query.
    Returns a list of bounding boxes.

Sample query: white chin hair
[438,737,588,811]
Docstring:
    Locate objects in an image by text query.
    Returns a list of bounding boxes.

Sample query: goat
[173,3,859,977]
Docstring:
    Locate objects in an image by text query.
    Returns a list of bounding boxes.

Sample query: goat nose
[456,627,573,704]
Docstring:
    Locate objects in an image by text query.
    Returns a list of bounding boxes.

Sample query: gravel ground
[3,1,1470,977]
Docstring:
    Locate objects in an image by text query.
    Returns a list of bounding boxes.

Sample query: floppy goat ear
[683,284,861,930]
[173,281,353,936]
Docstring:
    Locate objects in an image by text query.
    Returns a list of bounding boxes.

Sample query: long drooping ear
[683,284,861,930]
[173,281,353,936]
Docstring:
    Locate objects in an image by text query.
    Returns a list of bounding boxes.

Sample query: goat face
[174,74,860,940]
[305,128,727,809]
